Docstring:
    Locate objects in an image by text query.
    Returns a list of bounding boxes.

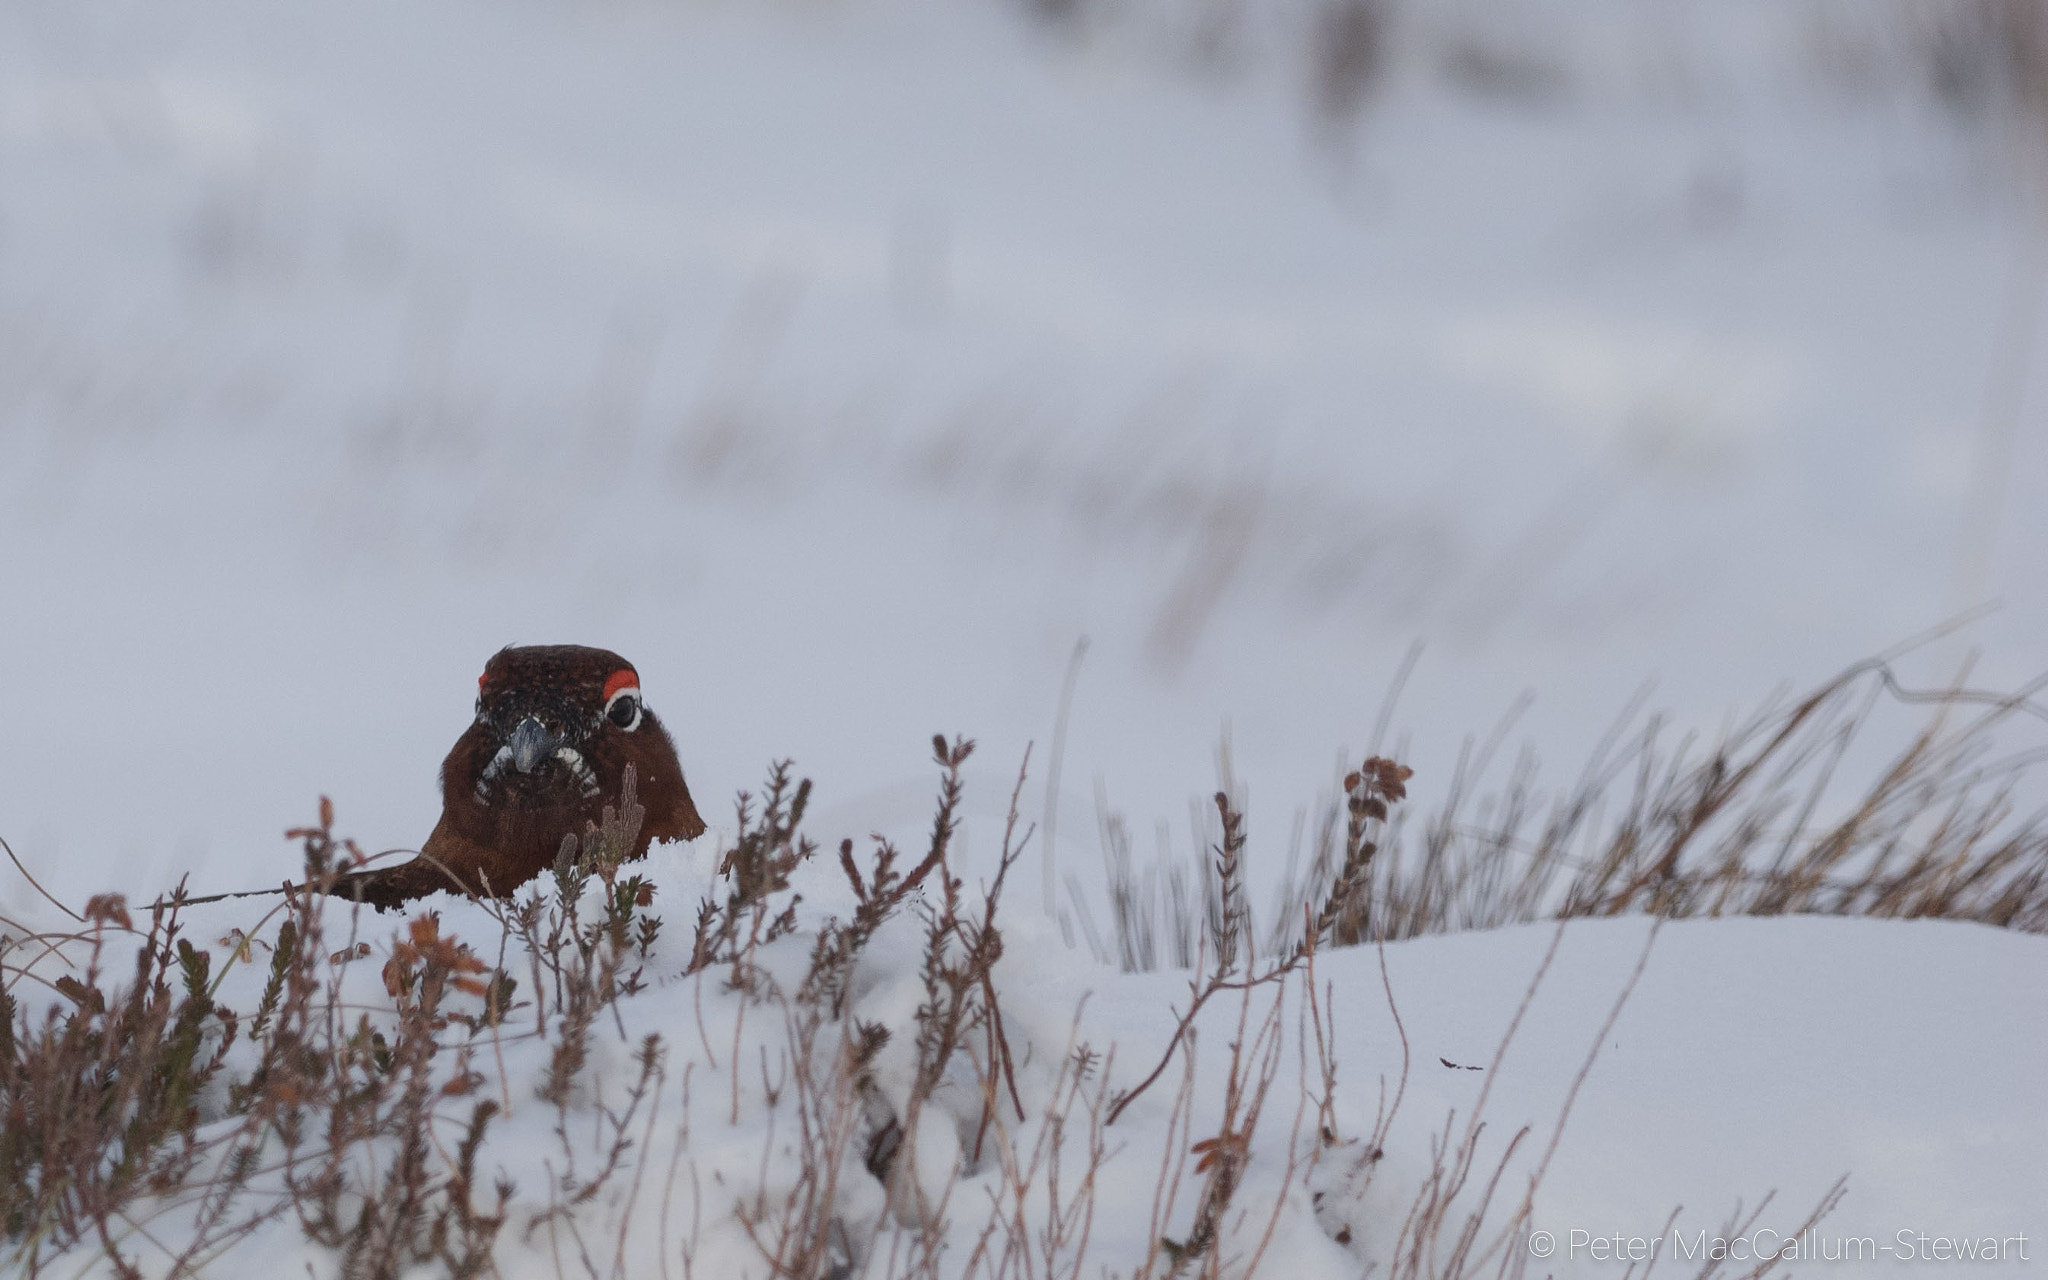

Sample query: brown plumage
[339,645,706,910]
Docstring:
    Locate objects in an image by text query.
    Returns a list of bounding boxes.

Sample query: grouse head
[340,644,706,909]
[465,644,663,809]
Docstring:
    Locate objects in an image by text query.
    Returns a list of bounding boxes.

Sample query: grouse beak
[508,716,561,774]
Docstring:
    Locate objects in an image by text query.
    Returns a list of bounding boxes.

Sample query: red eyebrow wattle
[602,668,639,702]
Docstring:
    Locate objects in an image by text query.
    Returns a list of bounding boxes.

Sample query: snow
[28,866,2045,1277]
[3,0,2046,1274]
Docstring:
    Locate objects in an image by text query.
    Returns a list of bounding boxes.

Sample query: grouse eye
[607,694,641,730]
[601,667,642,732]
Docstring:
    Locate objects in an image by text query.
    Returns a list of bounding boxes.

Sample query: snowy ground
[33,854,2048,1278]
[3,0,2046,1274]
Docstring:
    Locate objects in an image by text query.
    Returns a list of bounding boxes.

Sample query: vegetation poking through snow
[0,660,2043,1277]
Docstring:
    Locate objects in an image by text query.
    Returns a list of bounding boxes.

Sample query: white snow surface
[32,856,2048,1278]
[3,0,2047,1275]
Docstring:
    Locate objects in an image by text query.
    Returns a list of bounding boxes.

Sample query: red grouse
[339,645,706,910]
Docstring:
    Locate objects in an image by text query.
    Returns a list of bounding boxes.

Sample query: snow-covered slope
[38,860,2045,1278]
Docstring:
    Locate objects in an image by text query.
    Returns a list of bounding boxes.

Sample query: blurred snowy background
[3,0,2046,907]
